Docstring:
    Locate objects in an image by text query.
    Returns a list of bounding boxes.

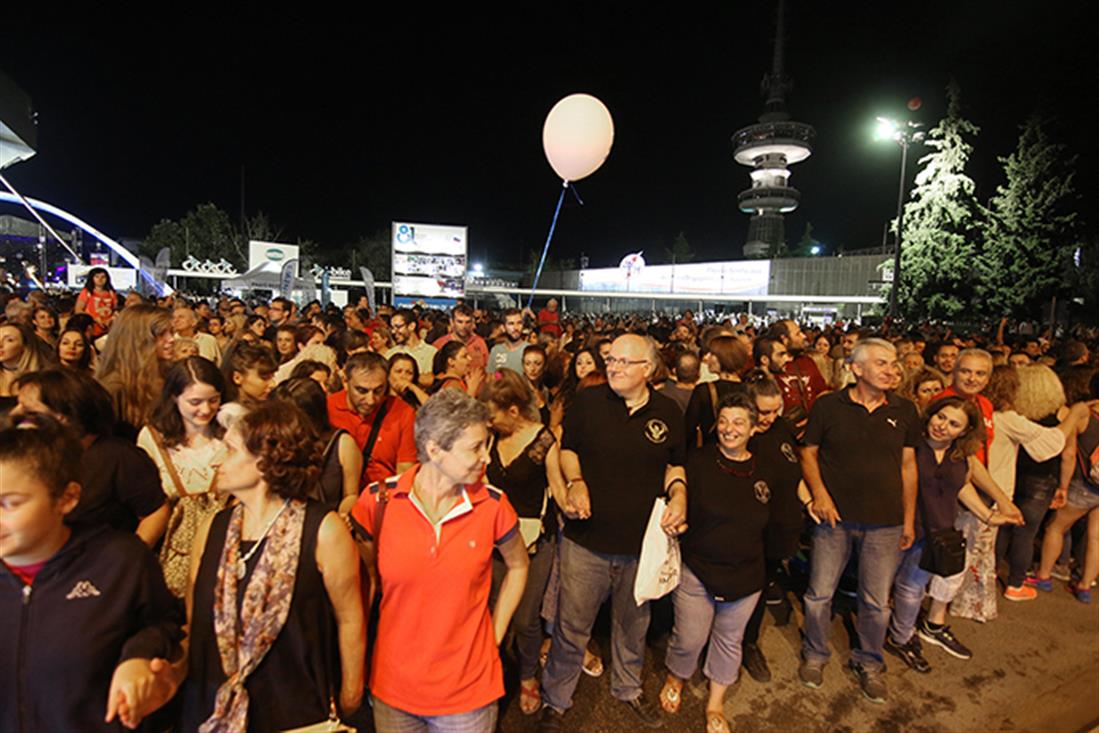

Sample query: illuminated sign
[579,259,770,295]
[391,222,467,299]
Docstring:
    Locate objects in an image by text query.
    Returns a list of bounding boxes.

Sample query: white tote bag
[633,497,681,605]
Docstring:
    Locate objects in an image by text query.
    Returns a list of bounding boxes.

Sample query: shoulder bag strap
[708,381,719,425]
[149,427,192,498]
[359,400,391,483]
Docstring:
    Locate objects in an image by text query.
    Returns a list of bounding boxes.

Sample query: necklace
[236,499,289,579]
[715,451,755,477]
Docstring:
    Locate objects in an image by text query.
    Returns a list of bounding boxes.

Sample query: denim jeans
[541,537,649,711]
[373,697,497,733]
[665,564,760,685]
[997,474,1056,587]
[890,541,968,644]
[801,522,902,671]
[491,534,556,679]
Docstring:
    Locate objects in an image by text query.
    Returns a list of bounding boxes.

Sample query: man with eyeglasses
[540,334,687,732]
[384,308,436,388]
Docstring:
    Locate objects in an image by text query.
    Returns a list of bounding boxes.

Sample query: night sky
[3,3,1097,269]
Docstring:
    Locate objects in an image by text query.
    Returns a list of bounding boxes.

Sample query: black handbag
[919,527,967,577]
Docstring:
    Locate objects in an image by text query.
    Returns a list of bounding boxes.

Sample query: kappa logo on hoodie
[65,580,102,600]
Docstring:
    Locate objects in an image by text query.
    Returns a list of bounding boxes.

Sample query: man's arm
[661,464,687,535]
[559,448,590,519]
[799,445,840,526]
[900,446,917,550]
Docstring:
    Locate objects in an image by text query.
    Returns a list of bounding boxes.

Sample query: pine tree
[976,116,1080,319]
[895,81,981,321]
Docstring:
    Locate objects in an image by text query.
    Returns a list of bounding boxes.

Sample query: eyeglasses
[605,357,649,368]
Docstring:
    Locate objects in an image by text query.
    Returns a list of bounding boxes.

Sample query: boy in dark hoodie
[0,418,181,731]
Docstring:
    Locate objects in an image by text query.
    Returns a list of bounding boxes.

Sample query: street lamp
[875,116,925,320]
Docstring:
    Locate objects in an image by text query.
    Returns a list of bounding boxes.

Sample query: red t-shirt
[351,467,519,716]
[76,289,118,335]
[326,392,417,486]
[777,354,829,419]
[933,386,995,465]
[537,308,561,336]
[4,559,47,586]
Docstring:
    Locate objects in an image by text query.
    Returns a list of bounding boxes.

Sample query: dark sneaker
[884,634,932,674]
[848,660,887,704]
[798,658,824,688]
[742,642,772,683]
[538,706,564,733]
[918,622,973,660]
[620,693,663,729]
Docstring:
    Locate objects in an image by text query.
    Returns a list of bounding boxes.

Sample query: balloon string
[569,184,585,206]
[527,184,568,309]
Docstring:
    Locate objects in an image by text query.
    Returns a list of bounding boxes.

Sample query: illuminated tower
[732,0,814,258]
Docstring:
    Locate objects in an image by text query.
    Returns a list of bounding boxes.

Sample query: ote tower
[732,0,815,258]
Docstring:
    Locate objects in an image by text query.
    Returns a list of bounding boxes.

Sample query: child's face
[0,461,79,566]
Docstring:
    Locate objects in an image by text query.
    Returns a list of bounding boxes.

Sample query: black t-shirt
[748,417,804,559]
[915,441,968,538]
[69,435,165,533]
[561,384,687,556]
[683,445,773,601]
[803,389,921,526]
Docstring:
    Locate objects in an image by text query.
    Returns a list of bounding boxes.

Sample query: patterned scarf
[200,499,306,733]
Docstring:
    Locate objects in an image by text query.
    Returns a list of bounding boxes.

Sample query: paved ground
[496,581,1099,733]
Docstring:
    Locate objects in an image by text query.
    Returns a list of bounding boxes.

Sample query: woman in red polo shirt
[353,388,529,732]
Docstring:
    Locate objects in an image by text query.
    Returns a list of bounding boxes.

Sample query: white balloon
[542,93,615,182]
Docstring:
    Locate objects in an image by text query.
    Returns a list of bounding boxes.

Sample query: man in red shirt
[327,352,417,486]
[433,304,489,375]
[933,348,994,464]
[766,320,829,435]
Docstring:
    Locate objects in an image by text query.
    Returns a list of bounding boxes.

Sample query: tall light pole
[874,117,924,320]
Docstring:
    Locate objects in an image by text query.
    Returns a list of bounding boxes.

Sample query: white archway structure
[0,191,170,293]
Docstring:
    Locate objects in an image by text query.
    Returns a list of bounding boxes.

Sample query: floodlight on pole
[874,116,925,320]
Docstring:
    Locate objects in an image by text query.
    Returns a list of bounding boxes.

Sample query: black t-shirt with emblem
[748,417,804,559]
[682,444,773,601]
[803,389,921,526]
[561,384,687,556]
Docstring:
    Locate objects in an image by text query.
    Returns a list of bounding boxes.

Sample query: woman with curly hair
[95,304,174,437]
[174,400,365,731]
[898,366,948,414]
[548,345,605,431]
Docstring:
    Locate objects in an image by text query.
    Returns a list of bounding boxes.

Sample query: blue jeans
[665,564,760,686]
[997,474,1056,587]
[373,697,497,733]
[541,537,649,711]
[802,522,902,671]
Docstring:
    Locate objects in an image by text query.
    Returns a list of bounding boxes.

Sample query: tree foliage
[975,116,1080,319]
[896,81,982,321]
[140,203,245,269]
[663,231,695,264]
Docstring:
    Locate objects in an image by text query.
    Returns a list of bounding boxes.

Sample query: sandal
[581,649,604,678]
[706,710,731,733]
[519,678,541,715]
[659,675,683,714]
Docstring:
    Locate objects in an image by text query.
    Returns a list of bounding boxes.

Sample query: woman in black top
[885,396,1016,673]
[660,392,775,733]
[739,370,807,683]
[271,377,362,515]
[684,336,749,447]
[173,400,365,731]
[483,369,567,715]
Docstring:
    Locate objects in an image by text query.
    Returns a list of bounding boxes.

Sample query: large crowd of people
[2,270,1098,733]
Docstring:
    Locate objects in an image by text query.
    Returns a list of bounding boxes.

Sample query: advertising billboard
[248,241,300,273]
[391,222,467,300]
[578,259,770,295]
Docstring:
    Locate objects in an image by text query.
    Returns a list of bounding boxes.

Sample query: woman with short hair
[660,391,778,733]
[351,388,528,732]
